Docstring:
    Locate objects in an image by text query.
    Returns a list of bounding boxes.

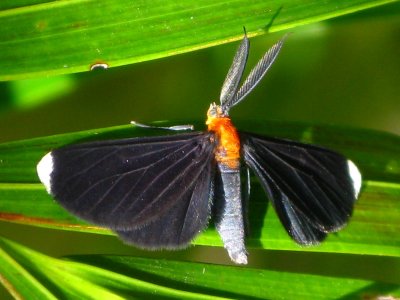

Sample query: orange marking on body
[206,106,240,169]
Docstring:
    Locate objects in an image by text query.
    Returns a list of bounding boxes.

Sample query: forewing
[220,35,249,110]
[37,132,216,230]
[241,133,361,245]
[116,157,215,249]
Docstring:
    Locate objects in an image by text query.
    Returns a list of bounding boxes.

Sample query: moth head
[206,103,226,120]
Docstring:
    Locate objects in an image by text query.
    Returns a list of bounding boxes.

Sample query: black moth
[37,33,361,264]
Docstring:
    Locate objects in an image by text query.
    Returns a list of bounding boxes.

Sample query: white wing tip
[347,160,362,198]
[37,152,54,194]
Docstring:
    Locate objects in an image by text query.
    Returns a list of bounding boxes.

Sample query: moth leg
[130,121,194,131]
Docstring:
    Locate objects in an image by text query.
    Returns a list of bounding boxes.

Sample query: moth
[37,34,362,264]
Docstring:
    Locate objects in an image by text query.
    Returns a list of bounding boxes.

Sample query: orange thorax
[206,108,240,169]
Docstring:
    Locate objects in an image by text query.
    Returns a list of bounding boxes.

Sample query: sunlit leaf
[0,0,396,80]
[1,237,399,299]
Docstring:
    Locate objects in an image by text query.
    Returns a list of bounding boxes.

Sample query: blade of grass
[1,237,399,299]
[0,244,57,300]
[0,0,397,80]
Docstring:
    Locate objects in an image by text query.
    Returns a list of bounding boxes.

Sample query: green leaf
[0,241,57,300]
[0,237,399,299]
[1,1,399,299]
[0,0,396,80]
[0,122,399,258]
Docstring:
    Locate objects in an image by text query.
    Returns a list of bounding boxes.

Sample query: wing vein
[127,144,202,216]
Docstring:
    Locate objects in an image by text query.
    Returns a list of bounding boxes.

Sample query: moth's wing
[241,133,362,245]
[37,132,216,232]
[116,157,215,249]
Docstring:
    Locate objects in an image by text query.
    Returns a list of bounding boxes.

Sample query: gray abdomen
[215,164,247,264]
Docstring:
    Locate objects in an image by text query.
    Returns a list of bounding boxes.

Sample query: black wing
[37,132,216,242]
[116,156,214,249]
[241,133,361,245]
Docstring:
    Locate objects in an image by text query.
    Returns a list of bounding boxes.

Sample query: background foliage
[0,0,399,299]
